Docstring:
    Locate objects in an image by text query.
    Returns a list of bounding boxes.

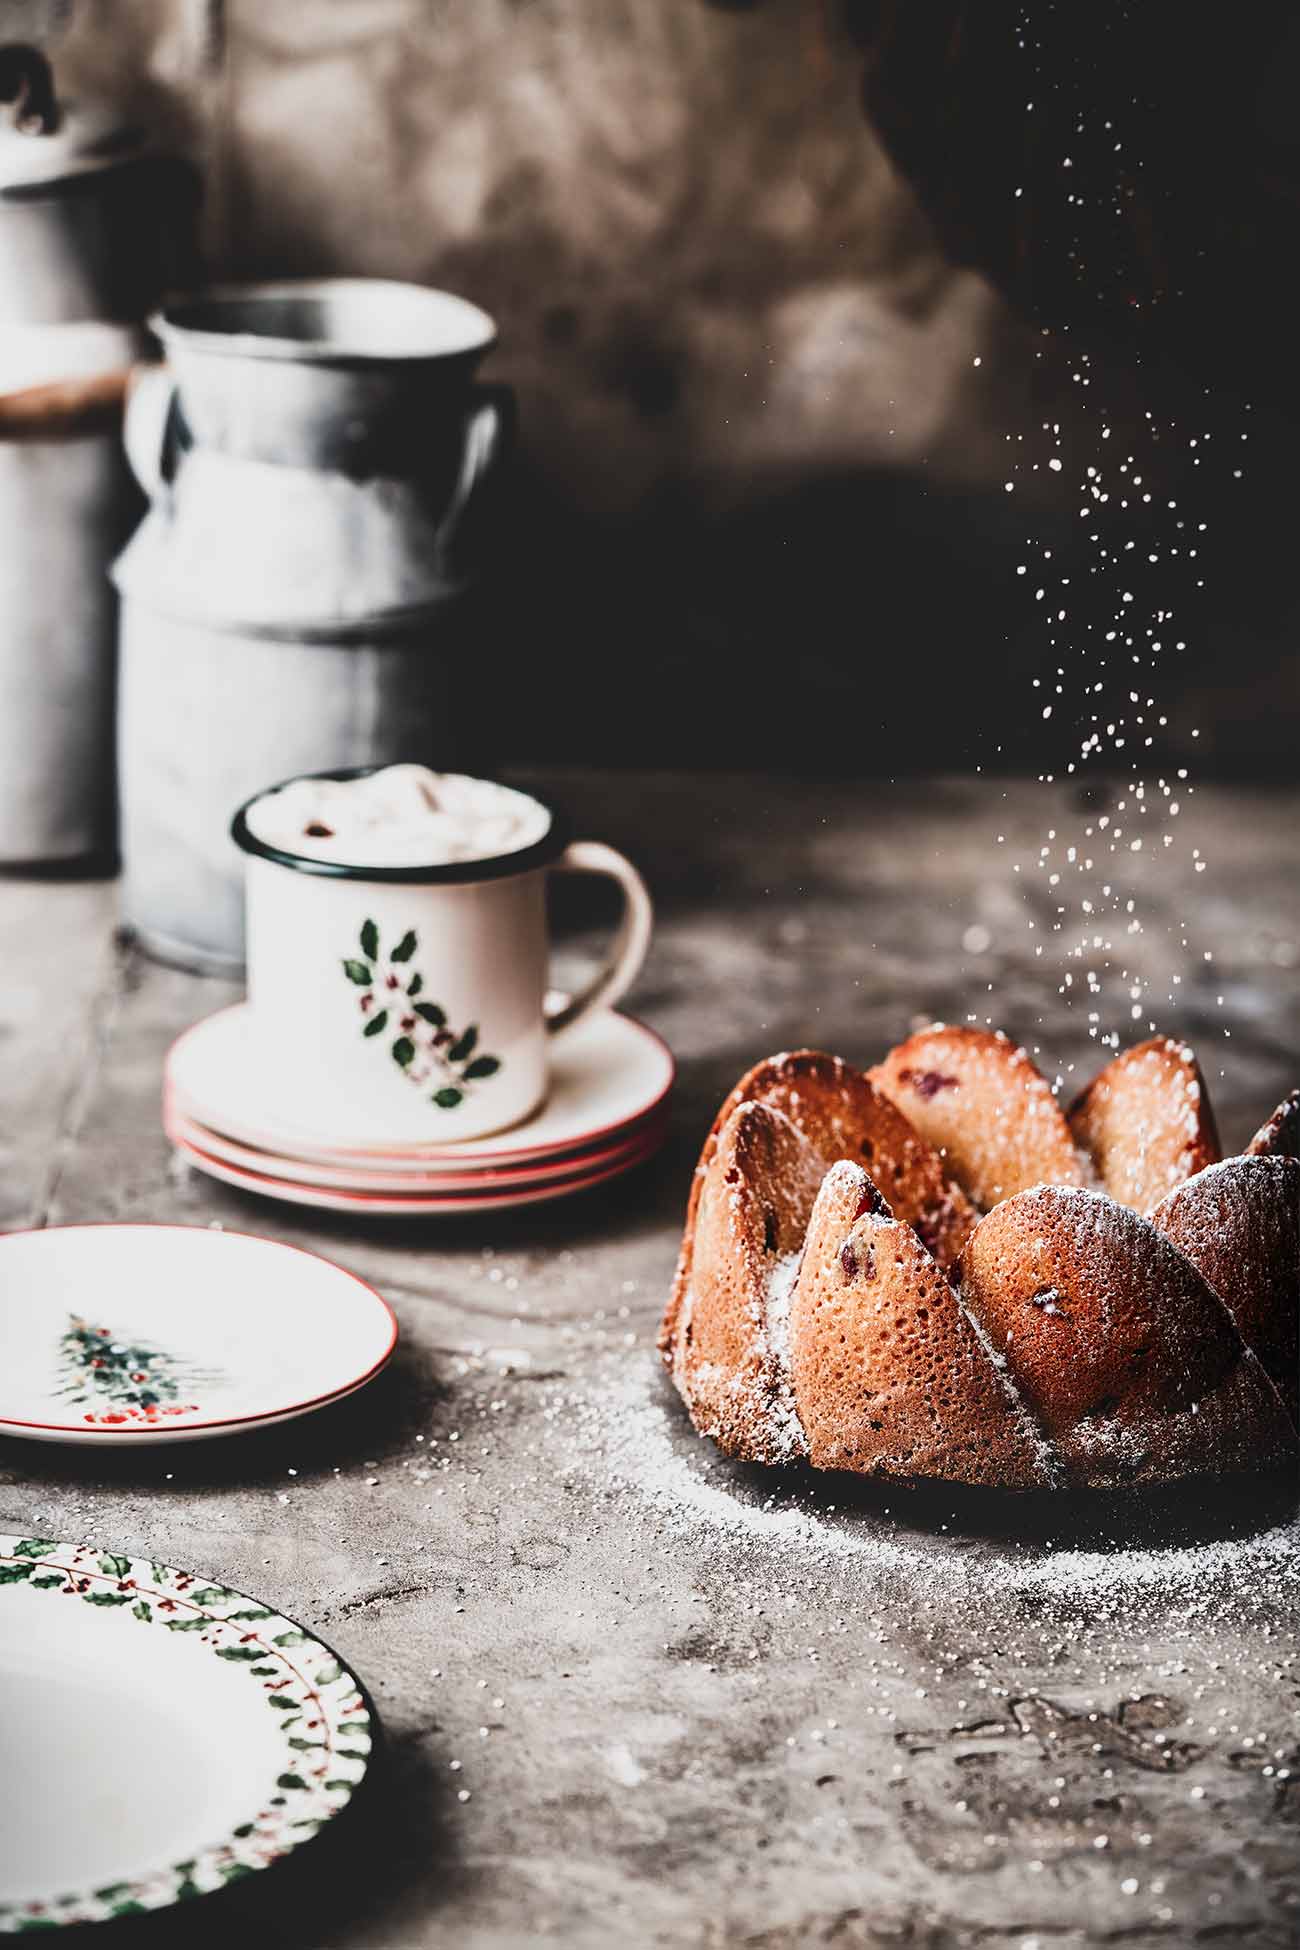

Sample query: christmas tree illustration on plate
[57,1315,217,1426]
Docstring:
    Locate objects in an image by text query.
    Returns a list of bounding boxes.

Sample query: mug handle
[544,842,653,1035]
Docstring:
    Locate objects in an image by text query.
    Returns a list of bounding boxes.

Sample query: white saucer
[165,1004,675,1165]
[0,1535,373,1931]
[0,1225,396,1445]
[170,1123,664,1216]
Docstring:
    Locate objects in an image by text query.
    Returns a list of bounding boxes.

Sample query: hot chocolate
[243,766,551,870]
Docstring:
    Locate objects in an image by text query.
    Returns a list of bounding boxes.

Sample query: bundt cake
[659,1030,1299,1489]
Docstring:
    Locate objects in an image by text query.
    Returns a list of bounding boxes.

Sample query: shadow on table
[759,1458,1300,1555]
[0,1330,442,1492]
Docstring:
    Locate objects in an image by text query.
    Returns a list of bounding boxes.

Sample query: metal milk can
[113,278,513,973]
[0,44,195,865]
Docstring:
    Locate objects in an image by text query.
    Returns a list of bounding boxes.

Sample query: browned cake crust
[788,1162,1053,1487]
[1248,1089,1300,1161]
[662,1035,1299,1492]
[869,1024,1087,1209]
[668,1100,826,1464]
[660,1049,978,1369]
[1068,1036,1221,1214]
[1149,1155,1300,1429]
[957,1185,1297,1487]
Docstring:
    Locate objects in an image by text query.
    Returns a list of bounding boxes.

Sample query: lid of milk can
[0,44,147,195]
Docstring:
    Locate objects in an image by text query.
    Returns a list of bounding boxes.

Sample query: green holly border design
[0,1537,372,1933]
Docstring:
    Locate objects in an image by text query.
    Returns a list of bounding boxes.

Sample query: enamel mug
[231,772,653,1143]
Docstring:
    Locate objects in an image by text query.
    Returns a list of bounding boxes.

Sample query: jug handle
[0,368,131,443]
[440,381,516,575]
[124,362,187,500]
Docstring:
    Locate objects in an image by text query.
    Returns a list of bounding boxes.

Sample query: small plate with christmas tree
[0,1225,397,1445]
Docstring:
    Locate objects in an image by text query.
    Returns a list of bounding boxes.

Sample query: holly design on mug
[342,920,502,1108]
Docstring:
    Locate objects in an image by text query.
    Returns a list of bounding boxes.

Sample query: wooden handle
[0,367,133,443]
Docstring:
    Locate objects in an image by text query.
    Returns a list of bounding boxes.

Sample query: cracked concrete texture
[1,771,1298,1948]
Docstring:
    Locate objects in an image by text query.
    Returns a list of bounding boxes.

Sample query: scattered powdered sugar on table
[575,1362,901,1564]
[1009,1523,1300,1603]
[560,1351,1300,1620]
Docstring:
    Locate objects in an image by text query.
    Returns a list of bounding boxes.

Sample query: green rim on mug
[230,766,571,884]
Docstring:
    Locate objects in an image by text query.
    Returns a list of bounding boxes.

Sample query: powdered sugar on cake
[761,1249,808,1461]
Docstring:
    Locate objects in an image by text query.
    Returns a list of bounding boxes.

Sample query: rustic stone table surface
[1,772,1297,1950]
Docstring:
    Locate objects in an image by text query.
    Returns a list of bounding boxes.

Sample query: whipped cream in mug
[244,766,551,868]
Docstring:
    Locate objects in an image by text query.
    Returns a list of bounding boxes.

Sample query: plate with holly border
[0,1535,374,1933]
[0,1224,397,1446]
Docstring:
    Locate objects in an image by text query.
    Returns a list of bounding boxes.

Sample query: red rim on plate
[163,1005,676,1164]
[172,1125,665,1213]
[0,1222,398,1439]
[164,1096,670,1190]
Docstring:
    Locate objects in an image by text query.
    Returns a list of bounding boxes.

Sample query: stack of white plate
[163,1004,674,1215]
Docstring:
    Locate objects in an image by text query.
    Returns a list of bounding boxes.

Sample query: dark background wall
[30,0,1300,774]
